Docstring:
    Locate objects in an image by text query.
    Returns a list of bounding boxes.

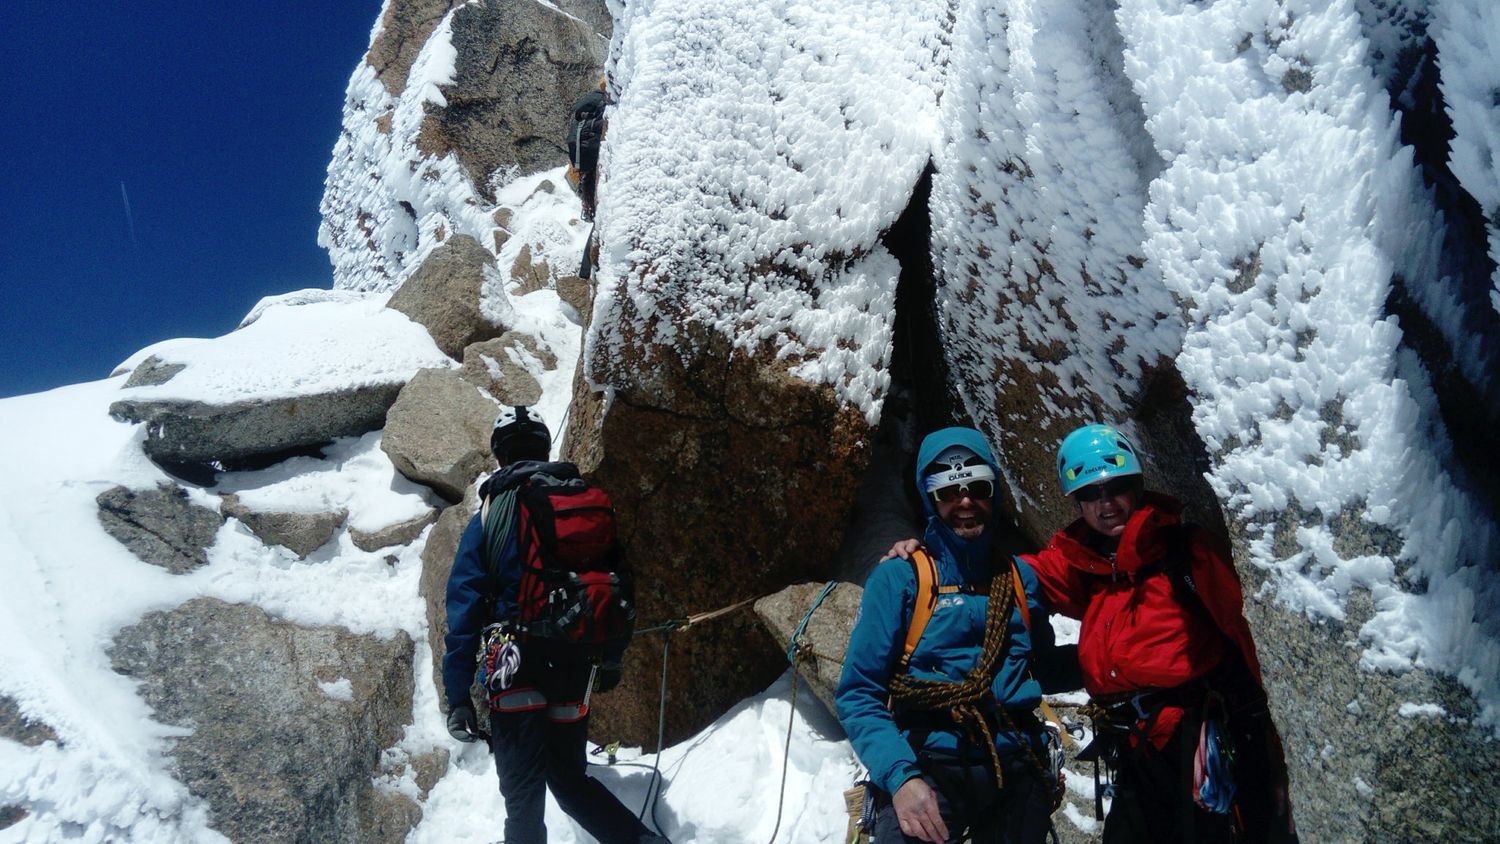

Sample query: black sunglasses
[931,480,994,503]
[1073,475,1141,503]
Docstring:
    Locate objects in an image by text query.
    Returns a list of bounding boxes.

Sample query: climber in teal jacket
[836,427,1065,844]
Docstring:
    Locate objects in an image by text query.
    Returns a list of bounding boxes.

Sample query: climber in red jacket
[1030,423,1295,843]
[888,423,1295,842]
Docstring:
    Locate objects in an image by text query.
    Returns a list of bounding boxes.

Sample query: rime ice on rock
[589,0,954,424]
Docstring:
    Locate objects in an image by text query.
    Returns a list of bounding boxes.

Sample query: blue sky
[0,3,381,398]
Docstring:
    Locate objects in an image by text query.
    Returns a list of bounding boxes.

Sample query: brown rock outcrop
[566,331,876,746]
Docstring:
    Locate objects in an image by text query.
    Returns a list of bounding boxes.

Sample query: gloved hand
[446,703,479,743]
[595,661,623,693]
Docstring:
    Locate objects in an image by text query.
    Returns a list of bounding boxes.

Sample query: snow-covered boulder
[380,368,496,503]
[109,599,416,843]
[571,0,954,748]
[95,484,225,574]
[220,493,347,560]
[386,234,504,359]
[108,300,451,472]
[349,508,438,553]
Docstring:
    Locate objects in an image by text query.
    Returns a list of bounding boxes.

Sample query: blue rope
[786,581,840,663]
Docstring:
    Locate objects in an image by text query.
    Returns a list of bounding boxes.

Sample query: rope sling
[885,565,1054,795]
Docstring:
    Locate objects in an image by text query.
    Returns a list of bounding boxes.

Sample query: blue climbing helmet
[1056,424,1142,496]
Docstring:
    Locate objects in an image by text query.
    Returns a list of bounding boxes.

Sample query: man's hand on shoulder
[892,776,948,843]
[883,538,923,562]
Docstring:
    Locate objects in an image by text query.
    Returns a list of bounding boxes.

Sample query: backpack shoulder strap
[898,549,961,671]
[1009,557,1032,634]
[1153,522,1222,633]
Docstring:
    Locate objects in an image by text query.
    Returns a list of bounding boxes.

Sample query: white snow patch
[117,299,452,403]
[318,678,355,702]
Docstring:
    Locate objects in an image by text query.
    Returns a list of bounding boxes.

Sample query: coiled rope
[885,565,1053,797]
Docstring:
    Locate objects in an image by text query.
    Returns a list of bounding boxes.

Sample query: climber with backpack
[837,426,1076,844]
[565,80,607,280]
[890,424,1297,843]
[442,404,669,844]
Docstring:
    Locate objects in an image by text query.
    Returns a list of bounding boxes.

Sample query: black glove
[446,704,479,743]
[595,661,623,693]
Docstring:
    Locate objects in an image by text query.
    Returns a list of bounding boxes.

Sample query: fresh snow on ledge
[116,297,453,403]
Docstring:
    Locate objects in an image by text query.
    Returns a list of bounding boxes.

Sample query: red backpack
[486,467,635,645]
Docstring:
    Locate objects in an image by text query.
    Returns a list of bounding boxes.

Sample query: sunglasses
[1073,475,1141,503]
[931,480,994,503]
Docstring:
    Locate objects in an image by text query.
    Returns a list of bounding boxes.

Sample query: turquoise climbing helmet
[1056,424,1142,496]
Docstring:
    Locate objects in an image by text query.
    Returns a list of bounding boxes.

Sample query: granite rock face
[110,385,404,473]
[569,335,875,747]
[386,235,503,360]
[415,0,610,203]
[417,488,481,711]
[381,368,497,503]
[96,484,225,573]
[109,599,416,844]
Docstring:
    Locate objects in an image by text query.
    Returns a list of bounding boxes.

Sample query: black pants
[487,662,652,844]
[871,754,1052,844]
[1101,711,1279,844]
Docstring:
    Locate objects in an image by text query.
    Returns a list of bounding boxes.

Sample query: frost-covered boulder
[321,0,607,290]
[575,0,952,745]
[220,494,347,560]
[0,695,58,748]
[381,368,496,503]
[108,599,416,844]
[108,301,451,471]
[386,234,503,359]
[96,484,224,574]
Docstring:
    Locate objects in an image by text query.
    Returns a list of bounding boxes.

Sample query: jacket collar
[1051,491,1183,578]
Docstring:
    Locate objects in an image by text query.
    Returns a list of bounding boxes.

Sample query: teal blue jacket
[835,427,1052,796]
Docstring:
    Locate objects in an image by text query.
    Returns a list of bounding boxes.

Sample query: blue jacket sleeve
[836,558,921,797]
[442,509,522,709]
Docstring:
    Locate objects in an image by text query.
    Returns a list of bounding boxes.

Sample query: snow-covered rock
[320,0,607,291]
[109,599,416,843]
[220,493,347,560]
[108,300,451,472]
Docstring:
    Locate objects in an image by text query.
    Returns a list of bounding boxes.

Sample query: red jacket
[1026,492,1265,746]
